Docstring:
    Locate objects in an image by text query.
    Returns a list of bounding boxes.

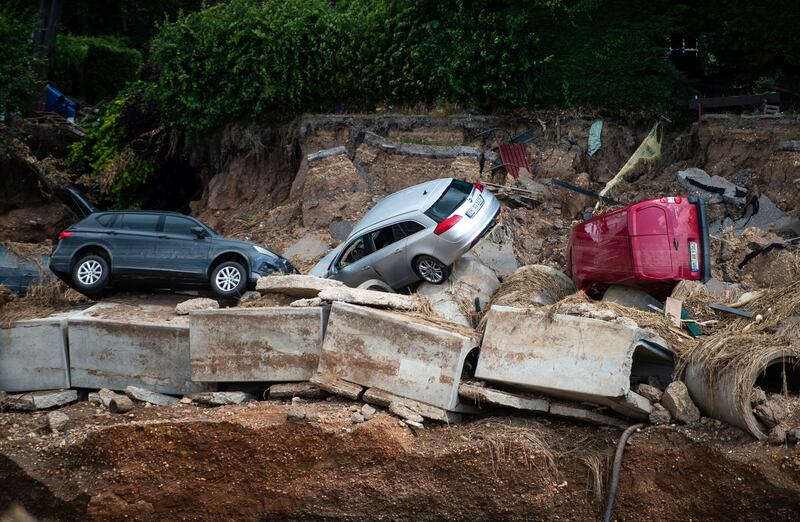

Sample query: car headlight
[253,245,277,258]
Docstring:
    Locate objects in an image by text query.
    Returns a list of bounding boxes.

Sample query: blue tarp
[45,83,78,121]
[588,119,604,156]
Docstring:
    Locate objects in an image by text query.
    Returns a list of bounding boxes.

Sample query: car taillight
[660,196,682,204]
[434,215,462,235]
[473,182,484,192]
[58,231,74,241]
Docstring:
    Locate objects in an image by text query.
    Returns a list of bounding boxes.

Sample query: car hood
[308,243,345,277]
[214,237,284,259]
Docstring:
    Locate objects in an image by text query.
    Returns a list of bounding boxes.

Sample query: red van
[566,196,711,298]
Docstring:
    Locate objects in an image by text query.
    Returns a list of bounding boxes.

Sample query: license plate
[466,195,484,218]
[689,242,699,273]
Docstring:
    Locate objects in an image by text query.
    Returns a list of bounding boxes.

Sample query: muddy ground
[2,397,800,521]
[2,112,800,520]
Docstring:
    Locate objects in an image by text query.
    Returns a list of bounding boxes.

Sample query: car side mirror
[191,226,208,238]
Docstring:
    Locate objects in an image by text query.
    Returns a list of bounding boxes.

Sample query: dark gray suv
[49,211,296,298]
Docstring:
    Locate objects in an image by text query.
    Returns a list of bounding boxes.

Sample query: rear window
[95,214,115,227]
[395,221,425,237]
[113,213,159,232]
[424,180,473,222]
[163,216,198,236]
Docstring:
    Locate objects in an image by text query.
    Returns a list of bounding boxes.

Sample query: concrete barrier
[0,313,73,392]
[189,307,329,382]
[68,302,212,395]
[317,302,478,412]
[475,305,673,419]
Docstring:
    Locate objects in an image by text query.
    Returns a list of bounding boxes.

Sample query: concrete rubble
[1,389,77,411]
[476,305,673,420]
[677,167,746,205]
[256,274,345,298]
[417,256,500,326]
[175,297,219,315]
[268,382,327,400]
[46,411,69,432]
[189,391,256,406]
[125,385,179,406]
[661,381,700,425]
[317,287,421,311]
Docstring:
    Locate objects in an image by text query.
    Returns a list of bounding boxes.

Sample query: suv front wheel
[210,261,247,298]
[72,254,109,296]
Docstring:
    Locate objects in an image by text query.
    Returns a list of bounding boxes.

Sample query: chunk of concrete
[548,401,629,428]
[268,382,327,400]
[677,167,746,205]
[68,302,211,395]
[310,373,364,400]
[175,298,218,316]
[290,297,324,307]
[649,403,672,425]
[417,256,500,327]
[23,389,78,410]
[189,307,328,382]
[635,383,663,403]
[711,194,800,236]
[256,274,344,298]
[476,305,673,419]
[468,225,519,278]
[661,381,700,424]
[389,402,424,424]
[318,287,422,311]
[318,302,478,412]
[0,315,72,392]
[602,285,663,312]
[189,391,255,406]
[125,386,179,406]
[459,382,549,413]
[47,411,69,432]
[361,387,463,423]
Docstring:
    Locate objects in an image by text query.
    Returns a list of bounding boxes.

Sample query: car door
[106,213,162,277]
[366,224,410,288]
[156,215,211,280]
[331,234,381,286]
[391,220,428,287]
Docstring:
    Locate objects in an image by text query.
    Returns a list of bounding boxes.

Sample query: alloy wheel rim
[216,266,241,292]
[419,259,444,283]
[77,260,103,285]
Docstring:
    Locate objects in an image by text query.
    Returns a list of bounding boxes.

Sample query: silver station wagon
[310,178,500,289]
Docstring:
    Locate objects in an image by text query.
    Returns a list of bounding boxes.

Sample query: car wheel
[210,261,247,298]
[413,255,450,285]
[71,254,109,296]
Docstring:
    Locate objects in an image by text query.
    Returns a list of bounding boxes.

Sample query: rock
[648,403,672,425]
[661,381,700,424]
[238,291,261,303]
[318,287,421,311]
[46,411,69,432]
[282,234,333,264]
[768,425,787,445]
[125,386,179,406]
[98,388,119,408]
[404,420,424,429]
[388,401,424,424]
[269,382,327,400]
[787,427,800,444]
[189,391,255,406]
[603,285,662,312]
[310,373,364,400]
[350,412,365,424]
[636,383,663,403]
[677,167,746,205]
[361,404,377,420]
[753,399,785,430]
[175,298,219,315]
[23,390,78,410]
[109,396,134,413]
[287,407,306,421]
[256,274,345,298]
[750,388,767,406]
[180,397,192,404]
[289,297,324,307]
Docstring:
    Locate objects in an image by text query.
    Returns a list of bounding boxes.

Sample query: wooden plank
[688,93,780,110]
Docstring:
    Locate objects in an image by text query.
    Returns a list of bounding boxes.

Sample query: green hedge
[0,9,39,116]
[49,34,142,102]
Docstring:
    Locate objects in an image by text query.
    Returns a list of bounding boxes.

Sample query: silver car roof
[348,178,452,238]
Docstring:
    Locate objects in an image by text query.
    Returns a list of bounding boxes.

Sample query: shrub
[0,9,40,116]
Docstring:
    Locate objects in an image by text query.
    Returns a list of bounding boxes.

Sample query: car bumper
[249,255,299,284]
[437,206,500,264]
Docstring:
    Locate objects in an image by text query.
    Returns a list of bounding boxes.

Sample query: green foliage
[49,34,142,101]
[0,8,40,116]
[64,82,156,208]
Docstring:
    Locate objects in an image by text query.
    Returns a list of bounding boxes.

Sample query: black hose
[603,423,645,522]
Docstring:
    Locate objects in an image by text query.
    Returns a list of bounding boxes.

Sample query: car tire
[413,255,450,285]
[210,261,247,298]
[71,254,109,297]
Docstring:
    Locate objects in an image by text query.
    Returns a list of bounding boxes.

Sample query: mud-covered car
[50,211,296,298]
[310,178,500,289]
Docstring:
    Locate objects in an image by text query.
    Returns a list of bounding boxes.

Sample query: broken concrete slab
[175,297,218,315]
[635,383,663,403]
[661,381,700,425]
[189,391,255,406]
[256,274,344,298]
[0,315,73,393]
[318,302,478,412]
[68,302,211,395]
[268,382,327,400]
[389,402,424,424]
[548,401,629,428]
[125,386,179,406]
[476,305,673,419]
[189,307,329,382]
[602,285,663,312]
[3,389,78,411]
[310,373,364,400]
[290,297,324,307]
[361,387,464,423]
[711,194,800,236]
[318,287,421,311]
[677,167,746,205]
[467,225,519,279]
[417,256,499,327]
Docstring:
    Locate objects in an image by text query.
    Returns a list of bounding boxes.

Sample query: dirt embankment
[2,399,800,521]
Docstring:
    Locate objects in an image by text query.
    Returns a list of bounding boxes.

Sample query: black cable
[603,423,646,522]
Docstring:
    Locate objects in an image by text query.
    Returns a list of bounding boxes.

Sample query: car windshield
[424,179,473,222]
